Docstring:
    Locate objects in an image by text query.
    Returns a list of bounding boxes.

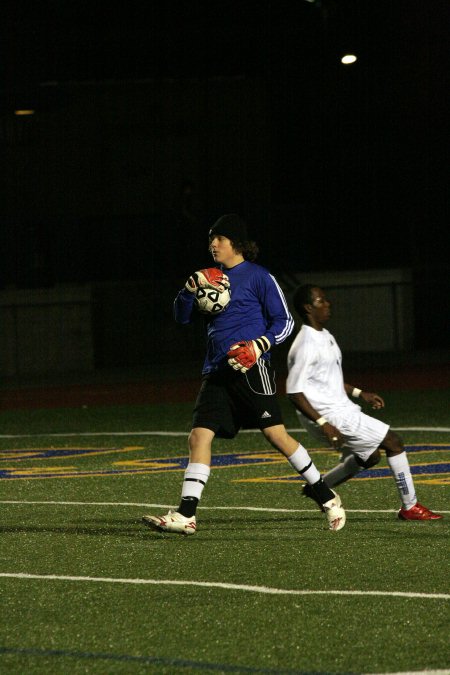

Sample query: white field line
[0,572,448,600]
[1,500,449,515]
[0,426,449,439]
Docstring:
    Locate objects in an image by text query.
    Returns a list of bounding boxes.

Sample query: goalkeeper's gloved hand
[227,336,271,373]
[185,268,230,294]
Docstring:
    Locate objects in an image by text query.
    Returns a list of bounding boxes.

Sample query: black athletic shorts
[192,359,284,439]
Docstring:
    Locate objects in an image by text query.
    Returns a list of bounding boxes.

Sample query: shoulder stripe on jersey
[269,274,295,343]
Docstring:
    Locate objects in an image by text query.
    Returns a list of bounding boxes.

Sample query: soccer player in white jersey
[286,284,442,521]
[143,216,345,534]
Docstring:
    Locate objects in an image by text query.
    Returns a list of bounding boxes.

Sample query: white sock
[181,462,210,501]
[323,454,362,487]
[387,452,417,509]
[288,445,321,485]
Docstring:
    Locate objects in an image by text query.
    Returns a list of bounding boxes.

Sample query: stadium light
[341,54,357,65]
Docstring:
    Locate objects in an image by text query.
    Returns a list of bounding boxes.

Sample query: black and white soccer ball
[195,287,231,315]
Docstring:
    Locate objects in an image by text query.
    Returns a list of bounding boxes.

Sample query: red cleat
[398,502,443,520]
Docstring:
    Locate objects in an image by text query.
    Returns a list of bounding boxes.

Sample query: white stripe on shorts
[258,359,271,393]
[246,360,276,395]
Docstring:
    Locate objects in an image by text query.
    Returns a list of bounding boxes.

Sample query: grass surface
[0,389,449,674]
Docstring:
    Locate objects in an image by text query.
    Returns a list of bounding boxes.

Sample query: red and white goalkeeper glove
[227,336,271,373]
[185,268,230,293]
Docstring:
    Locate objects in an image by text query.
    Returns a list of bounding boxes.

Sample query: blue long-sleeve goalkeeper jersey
[174,260,294,374]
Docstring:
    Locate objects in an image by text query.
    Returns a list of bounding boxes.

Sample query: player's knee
[382,430,404,456]
[188,427,214,451]
[262,425,283,447]
[355,449,381,469]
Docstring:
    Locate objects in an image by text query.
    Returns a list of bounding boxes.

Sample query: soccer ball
[195,287,231,315]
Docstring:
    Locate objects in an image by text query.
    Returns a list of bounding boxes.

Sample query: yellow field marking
[1,446,448,481]
[2,466,78,476]
[0,447,145,462]
[114,459,185,469]
[0,452,42,460]
[236,452,283,461]
[414,476,450,485]
[235,470,450,485]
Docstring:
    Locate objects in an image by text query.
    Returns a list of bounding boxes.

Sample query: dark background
[1,0,448,352]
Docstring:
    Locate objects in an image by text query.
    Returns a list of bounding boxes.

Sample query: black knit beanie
[208,214,248,242]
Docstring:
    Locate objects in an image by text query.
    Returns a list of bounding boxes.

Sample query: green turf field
[0,389,449,674]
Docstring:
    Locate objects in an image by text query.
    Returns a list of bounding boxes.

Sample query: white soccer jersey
[286,324,389,459]
[286,325,357,415]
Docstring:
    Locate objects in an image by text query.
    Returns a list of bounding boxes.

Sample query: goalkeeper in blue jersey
[143,214,346,534]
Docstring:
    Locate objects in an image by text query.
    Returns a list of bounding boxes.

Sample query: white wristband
[316,416,328,426]
[352,388,362,398]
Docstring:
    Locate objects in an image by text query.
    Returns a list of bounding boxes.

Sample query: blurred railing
[0,268,417,376]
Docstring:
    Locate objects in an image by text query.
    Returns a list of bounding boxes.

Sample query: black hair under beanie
[208,214,248,242]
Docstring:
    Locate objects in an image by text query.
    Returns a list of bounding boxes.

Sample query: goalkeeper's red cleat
[398,503,443,520]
